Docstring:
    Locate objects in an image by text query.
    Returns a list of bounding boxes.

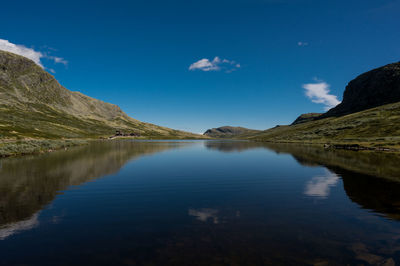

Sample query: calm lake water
[1,140,400,265]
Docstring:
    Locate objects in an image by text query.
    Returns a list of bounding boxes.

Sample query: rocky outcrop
[291,113,322,125]
[324,62,400,117]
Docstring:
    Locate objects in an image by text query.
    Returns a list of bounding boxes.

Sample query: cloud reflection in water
[0,212,39,240]
[188,208,219,224]
[304,170,340,198]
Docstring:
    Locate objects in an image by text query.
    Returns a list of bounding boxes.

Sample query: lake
[1,140,400,265]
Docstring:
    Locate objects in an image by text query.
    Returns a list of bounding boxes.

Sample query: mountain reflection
[204,141,269,152]
[0,140,190,235]
[205,141,400,220]
[0,212,39,240]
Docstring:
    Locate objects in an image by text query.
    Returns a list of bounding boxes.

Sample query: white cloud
[0,39,44,67]
[298,41,309,47]
[0,39,67,69]
[303,81,341,111]
[47,56,68,66]
[189,56,241,72]
[189,57,220,71]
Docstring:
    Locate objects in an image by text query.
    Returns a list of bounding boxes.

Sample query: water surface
[1,140,400,265]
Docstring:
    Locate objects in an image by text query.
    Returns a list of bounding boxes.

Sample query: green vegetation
[236,62,400,151]
[248,101,400,149]
[0,139,87,157]
[203,126,261,138]
[0,50,204,141]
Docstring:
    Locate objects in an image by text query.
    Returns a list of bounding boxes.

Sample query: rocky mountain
[0,50,201,139]
[249,62,400,148]
[324,62,400,117]
[204,126,260,138]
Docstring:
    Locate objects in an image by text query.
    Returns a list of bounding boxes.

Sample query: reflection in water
[205,141,400,221]
[264,143,400,181]
[340,167,400,221]
[188,208,219,224]
[2,140,400,264]
[304,170,340,198]
[0,212,39,240]
[204,140,269,152]
[0,140,191,230]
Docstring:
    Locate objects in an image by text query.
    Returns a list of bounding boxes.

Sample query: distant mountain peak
[204,126,260,138]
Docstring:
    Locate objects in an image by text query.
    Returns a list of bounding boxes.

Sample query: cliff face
[324,62,400,117]
[0,50,200,139]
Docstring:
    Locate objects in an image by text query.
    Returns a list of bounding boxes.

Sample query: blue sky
[1,0,399,133]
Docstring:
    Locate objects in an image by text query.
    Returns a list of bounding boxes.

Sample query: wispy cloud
[297,41,309,47]
[189,56,240,72]
[47,56,68,66]
[303,81,341,110]
[0,39,67,69]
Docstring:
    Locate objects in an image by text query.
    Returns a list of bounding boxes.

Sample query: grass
[0,50,204,141]
[0,139,87,157]
[0,103,205,140]
[247,101,400,150]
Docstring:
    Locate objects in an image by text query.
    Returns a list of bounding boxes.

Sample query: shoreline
[0,135,210,158]
[251,139,400,153]
[1,137,399,158]
[0,139,89,158]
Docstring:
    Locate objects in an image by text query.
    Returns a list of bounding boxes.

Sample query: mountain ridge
[0,50,202,139]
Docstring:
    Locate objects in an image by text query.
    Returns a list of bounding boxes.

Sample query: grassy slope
[0,50,204,140]
[248,101,400,148]
[0,103,202,139]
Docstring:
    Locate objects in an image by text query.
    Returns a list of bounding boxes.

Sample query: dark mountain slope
[324,62,400,117]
